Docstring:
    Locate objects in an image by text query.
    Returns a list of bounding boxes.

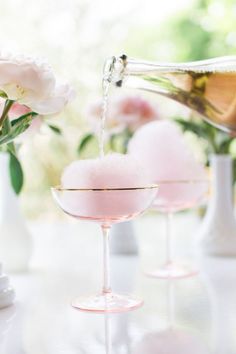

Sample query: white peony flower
[0,52,75,114]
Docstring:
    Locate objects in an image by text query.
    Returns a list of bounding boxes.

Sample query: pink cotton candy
[61,153,152,188]
[128,120,206,181]
[128,121,208,211]
[60,154,156,221]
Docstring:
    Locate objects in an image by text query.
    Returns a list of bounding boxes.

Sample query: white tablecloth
[1,212,236,354]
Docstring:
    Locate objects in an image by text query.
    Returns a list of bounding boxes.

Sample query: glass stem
[102,225,111,294]
[165,212,173,265]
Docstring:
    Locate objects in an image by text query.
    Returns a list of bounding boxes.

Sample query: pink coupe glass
[51,185,158,313]
[146,180,208,279]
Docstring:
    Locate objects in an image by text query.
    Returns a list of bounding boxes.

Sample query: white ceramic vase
[198,154,236,256]
[0,152,32,272]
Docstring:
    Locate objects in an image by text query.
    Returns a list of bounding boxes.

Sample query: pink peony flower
[87,95,159,135]
[115,95,159,131]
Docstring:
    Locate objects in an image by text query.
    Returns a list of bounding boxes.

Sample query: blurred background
[1,0,236,218]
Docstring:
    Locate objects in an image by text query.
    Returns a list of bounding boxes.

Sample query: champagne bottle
[104,54,236,133]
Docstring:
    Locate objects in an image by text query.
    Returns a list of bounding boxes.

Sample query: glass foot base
[146,262,198,280]
[71,292,143,313]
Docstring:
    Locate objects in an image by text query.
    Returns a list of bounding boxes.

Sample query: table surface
[1,212,236,354]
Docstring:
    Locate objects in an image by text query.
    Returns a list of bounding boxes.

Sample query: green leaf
[215,132,233,154]
[175,116,219,153]
[0,91,7,98]
[7,142,16,156]
[9,152,24,194]
[0,113,36,146]
[109,134,117,151]
[175,117,208,138]
[2,116,11,135]
[11,112,37,126]
[48,124,62,135]
[77,133,95,155]
[0,100,14,128]
[123,128,133,153]
[109,128,133,153]
[0,122,30,146]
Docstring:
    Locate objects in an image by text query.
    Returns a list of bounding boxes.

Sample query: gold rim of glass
[51,184,159,192]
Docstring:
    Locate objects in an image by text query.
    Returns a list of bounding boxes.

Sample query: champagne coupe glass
[51,185,158,313]
[146,180,208,279]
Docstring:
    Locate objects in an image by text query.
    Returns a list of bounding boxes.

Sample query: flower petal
[29,83,75,114]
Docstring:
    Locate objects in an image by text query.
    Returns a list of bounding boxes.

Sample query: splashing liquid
[99,78,110,158]
[99,57,116,158]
